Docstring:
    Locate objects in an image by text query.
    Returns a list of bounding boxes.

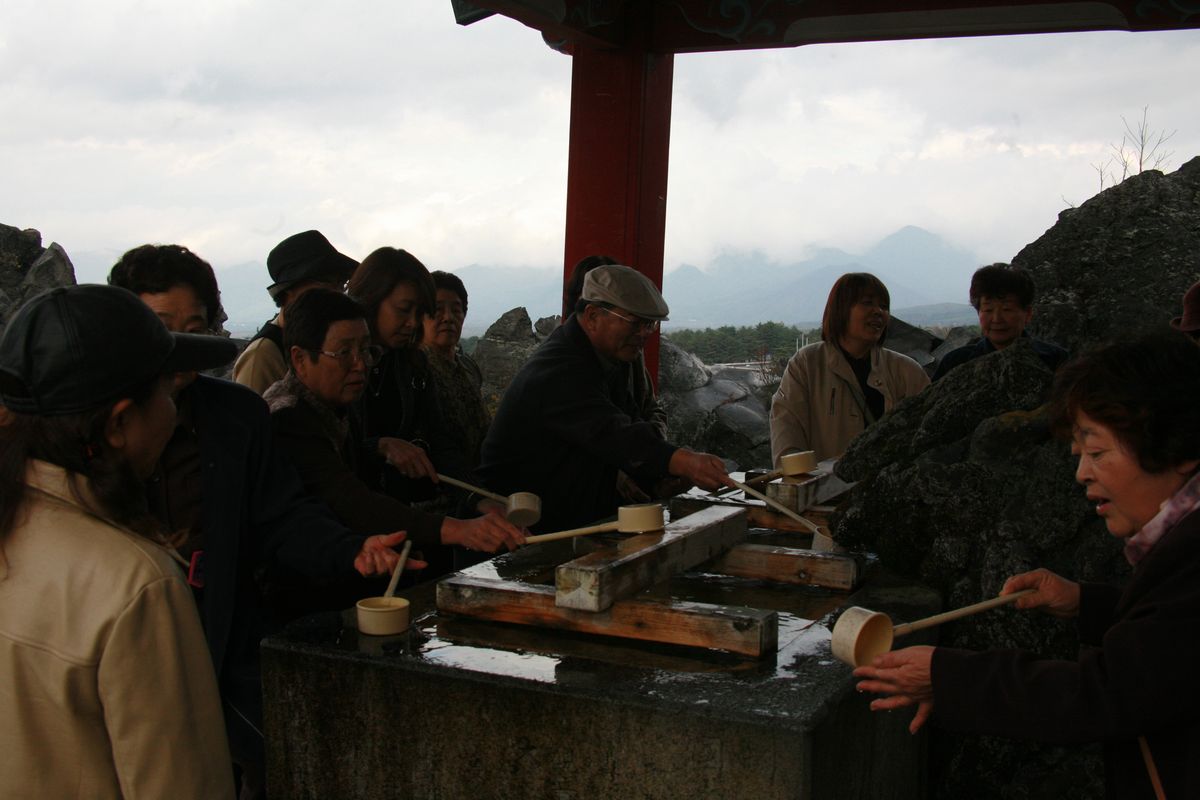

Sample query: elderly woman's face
[1072,412,1195,538]
[422,288,466,355]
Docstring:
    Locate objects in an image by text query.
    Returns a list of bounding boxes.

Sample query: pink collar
[1125,470,1200,565]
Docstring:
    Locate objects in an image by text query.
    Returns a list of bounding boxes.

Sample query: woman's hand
[353,532,429,577]
[853,645,936,734]
[378,437,437,481]
[1002,568,1081,618]
[442,511,527,553]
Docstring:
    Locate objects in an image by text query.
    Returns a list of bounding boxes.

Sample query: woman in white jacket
[0,285,238,799]
[770,273,929,465]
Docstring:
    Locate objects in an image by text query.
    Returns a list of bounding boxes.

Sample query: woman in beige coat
[770,273,929,464]
[0,285,238,799]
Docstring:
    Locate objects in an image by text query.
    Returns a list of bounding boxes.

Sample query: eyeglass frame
[598,305,661,333]
[317,343,384,367]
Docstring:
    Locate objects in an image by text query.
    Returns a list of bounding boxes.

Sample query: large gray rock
[472,307,545,410]
[658,338,770,469]
[830,340,1124,800]
[0,224,77,334]
[1019,155,1200,354]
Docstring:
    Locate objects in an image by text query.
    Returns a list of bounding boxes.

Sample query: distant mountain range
[69,225,987,336]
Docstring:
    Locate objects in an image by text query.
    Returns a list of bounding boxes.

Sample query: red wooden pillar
[562,41,674,383]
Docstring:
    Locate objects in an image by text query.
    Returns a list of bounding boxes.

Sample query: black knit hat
[266,230,358,301]
[0,285,238,416]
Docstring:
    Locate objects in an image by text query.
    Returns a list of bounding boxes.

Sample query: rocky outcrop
[0,225,77,335]
[832,340,1123,800]
[659,337,770,469]
[1019,156,1200,355]
[472,307,549,411]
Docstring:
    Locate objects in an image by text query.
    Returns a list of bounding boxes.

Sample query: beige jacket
[232,316,286,395]
[770,341,929,464]
[0,461,233,800]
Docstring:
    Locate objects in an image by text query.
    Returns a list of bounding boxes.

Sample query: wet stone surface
[263,529,938,800]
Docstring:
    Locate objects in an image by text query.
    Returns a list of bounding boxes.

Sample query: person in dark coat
[855,331,1200,799]
[109,245,408,799]
[265,289,525,556]
[347,248,474,512]
[478,263,733,533]
[932,263,1067,380]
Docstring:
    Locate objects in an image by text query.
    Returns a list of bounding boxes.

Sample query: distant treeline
[666,322,819,365]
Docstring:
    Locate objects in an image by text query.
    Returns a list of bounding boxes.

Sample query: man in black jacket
[478,264,732,533]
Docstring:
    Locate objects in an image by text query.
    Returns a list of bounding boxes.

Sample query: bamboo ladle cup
[831,589,1036,666]
[356,541,414,636]
[524,504,665,545]
[435,474,542,527]
[744,450,818,487]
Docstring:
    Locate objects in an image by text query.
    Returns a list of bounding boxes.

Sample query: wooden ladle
[356,541,414,636]
[745,450,818,487]
[436,474,542,528]
[830,589,1036,667]
[524,504,665,545]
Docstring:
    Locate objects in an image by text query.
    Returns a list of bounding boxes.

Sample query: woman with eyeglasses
[769,272,929,464]
[264,289,525,568]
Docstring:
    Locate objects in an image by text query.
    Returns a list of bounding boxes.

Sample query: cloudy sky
[3,1,1199,323]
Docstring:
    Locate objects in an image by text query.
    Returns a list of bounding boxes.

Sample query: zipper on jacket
[829,388,836,416]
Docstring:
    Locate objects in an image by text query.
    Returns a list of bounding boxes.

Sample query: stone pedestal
[263,539,937,799]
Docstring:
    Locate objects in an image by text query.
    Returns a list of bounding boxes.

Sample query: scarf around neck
[1124,469,1200,565]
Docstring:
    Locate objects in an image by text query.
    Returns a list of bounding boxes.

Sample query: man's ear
[104,398,136,452]
[290,345,310,375]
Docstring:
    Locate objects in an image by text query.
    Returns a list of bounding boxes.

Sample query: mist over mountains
[70,225,985,336]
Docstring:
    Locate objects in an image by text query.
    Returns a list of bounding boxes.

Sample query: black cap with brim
[0,285,238,416]
[266,230,358,299]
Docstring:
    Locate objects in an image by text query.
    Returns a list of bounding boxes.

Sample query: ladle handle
[436,473,508,504]
[524,521,620,544]
[892,589,1035,637]
[743,469,784,488]
[383,541,413,598]
[731,479,822,536]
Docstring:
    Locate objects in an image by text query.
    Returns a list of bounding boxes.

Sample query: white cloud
[1,1,1198,321]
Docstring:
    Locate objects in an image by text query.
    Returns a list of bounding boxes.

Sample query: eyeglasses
[600,306,660,333]
[318,344,383,367]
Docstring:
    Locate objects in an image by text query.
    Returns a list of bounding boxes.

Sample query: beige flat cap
[581,264,670,321]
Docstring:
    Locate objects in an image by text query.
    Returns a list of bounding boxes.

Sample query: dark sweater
[265,373,444,547]
[931,508,1200,799]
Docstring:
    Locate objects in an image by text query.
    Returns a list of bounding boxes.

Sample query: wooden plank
[670,496,823,536]
[708,544,858,591]
[436,574,778,658]
[555,504,748,612]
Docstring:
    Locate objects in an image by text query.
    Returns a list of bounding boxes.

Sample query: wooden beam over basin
[555,504,748,612]
[708,544,859,591]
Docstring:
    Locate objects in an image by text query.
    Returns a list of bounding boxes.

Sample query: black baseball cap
[0,284,238,416]
[266,230,358,301]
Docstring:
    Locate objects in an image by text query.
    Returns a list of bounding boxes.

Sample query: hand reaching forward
[668,448,735,492]
[853,645,936,734]
[353,531,428,577]
[1001,568,1081,618]
[378,437,437,481]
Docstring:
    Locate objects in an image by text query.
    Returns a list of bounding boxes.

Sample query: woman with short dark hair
[0,284,237,799]
[769,272,929,464]
[855,331,1200,799]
